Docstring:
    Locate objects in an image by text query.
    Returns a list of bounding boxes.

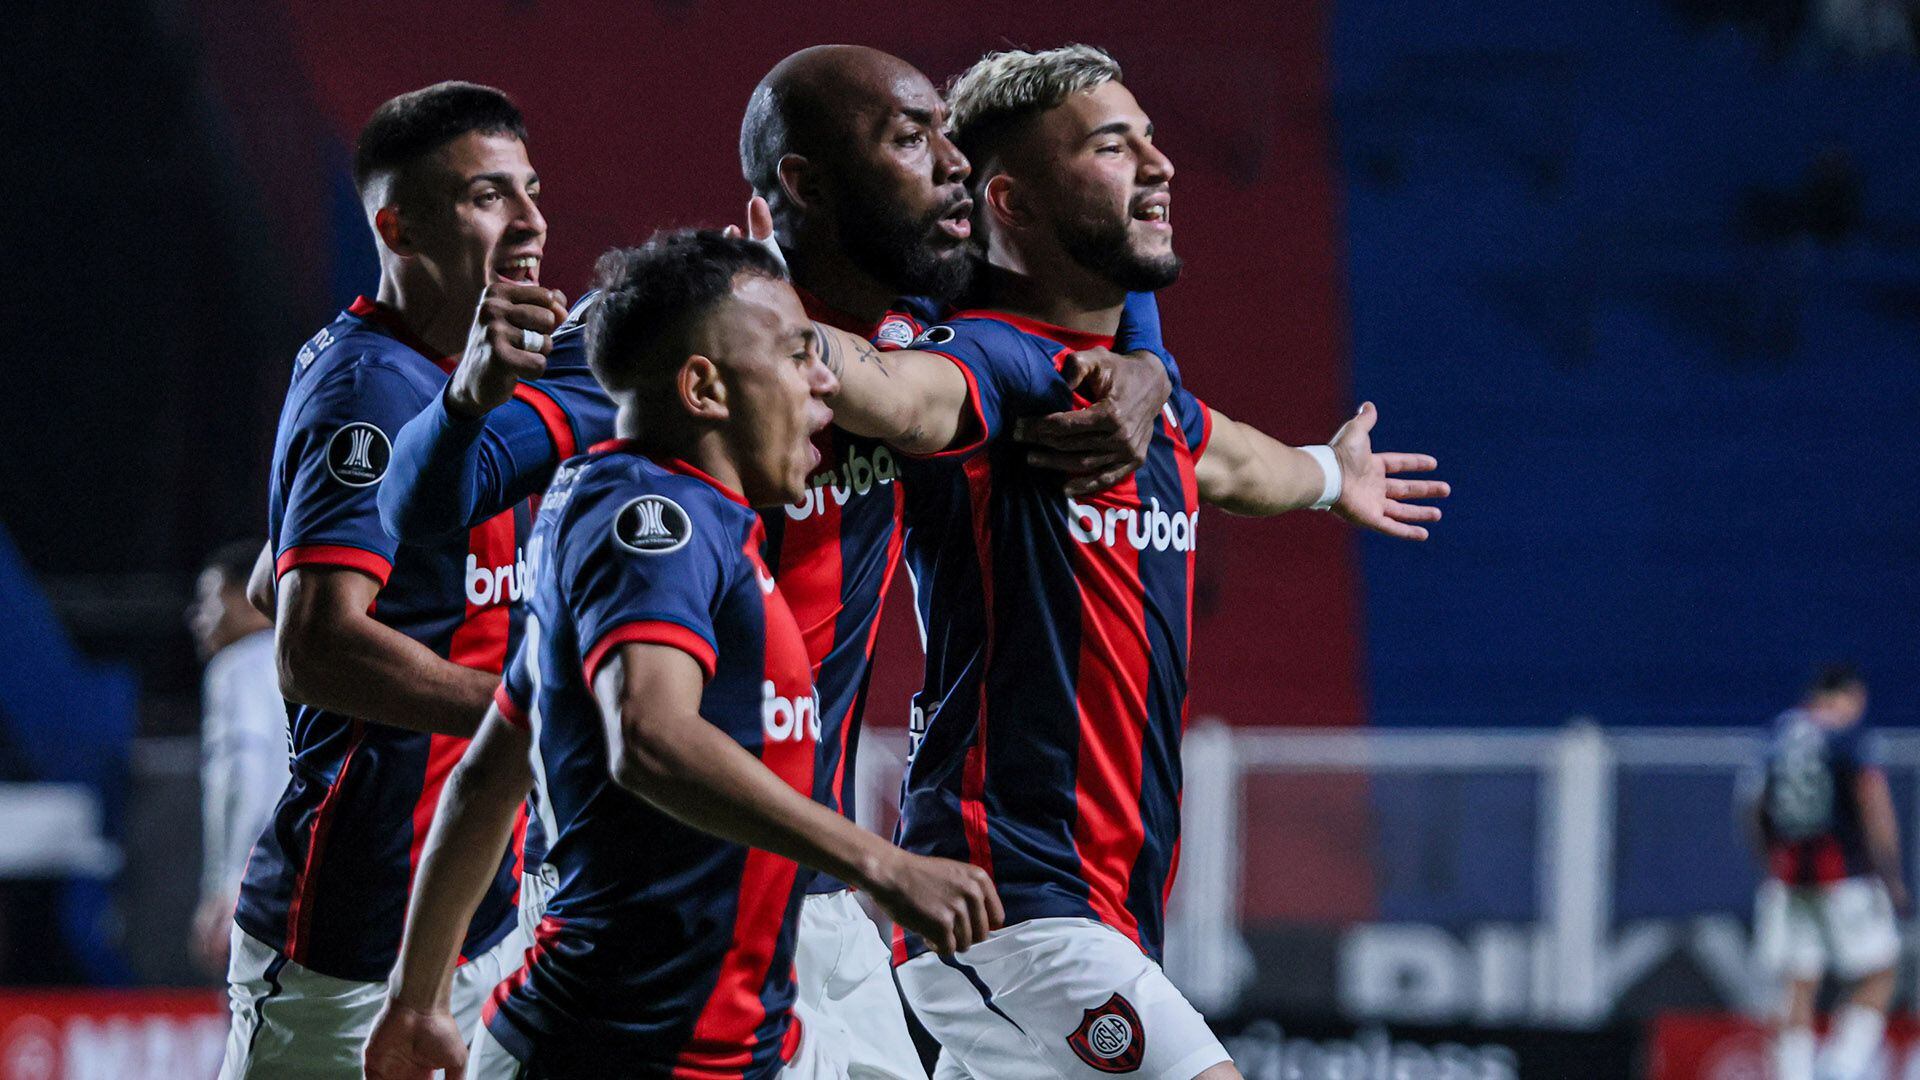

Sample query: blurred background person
[1746,664,1905,1080]
[187,540,285,978]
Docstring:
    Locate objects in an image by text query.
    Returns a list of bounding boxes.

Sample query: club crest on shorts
[325,422,391,487]
[613,495,692,555]
[913,325,956,346]
[1067,993,1145,1073]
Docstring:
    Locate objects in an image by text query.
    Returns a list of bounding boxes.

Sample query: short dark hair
[352,81,526,198]
[1810,663,1865,696]
[586,230,788,395]
[203,539,263,589]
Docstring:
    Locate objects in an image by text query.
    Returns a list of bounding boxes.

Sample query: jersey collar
[347,296,459,373]
[945,308,1115,353]
[588,439,752,507]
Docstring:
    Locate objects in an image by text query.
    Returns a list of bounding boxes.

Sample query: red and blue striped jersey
[381,290,938,895]
[1761,710,1883,884]
[893,310,1211,964]
[759,291,934,893]
[485,442,815,1078]
[243,297,524,982]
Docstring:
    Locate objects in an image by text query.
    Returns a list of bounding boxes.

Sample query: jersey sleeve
[378,316,617,543]
[1170,378,1213,460]
[909,320,1070,457]
[564,486,737,687]
[494,635,536,730]
[275,360,428,585]
[1114,290,1184,383]
[1839,726,1886,774]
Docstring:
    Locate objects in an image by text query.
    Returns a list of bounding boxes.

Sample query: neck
[782,230,898,326]
[981,232,1125,335]
[374,260,472,358]
[614,409,749,502]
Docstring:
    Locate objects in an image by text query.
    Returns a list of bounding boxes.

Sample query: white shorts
[795,888,926,1076]
[468,998,909,1079]
[218,922,526,1079]
[1755,876,1902,982]
[897,917,1230,1080]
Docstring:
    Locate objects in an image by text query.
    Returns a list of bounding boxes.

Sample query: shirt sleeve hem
[493,683,529,729]
[274,544,394,585]
[906,350,991,459]
[582,620,718,687]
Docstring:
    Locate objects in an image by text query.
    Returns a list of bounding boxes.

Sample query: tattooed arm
[810,322,973,455]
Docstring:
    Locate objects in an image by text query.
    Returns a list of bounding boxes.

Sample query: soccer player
[374,45,1174,1070]
[188,539,286,978]
[221,82,569,1078]
[1747,665,1906,1080]
[365,230,999,1080]
[871,47,1450,1080]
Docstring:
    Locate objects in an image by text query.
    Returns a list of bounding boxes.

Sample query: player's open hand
[447,282,571,419]
[363,998,468,1080]
[1015,348,1171,497]
[1328,402,1449,541]
[864,849,1003,956]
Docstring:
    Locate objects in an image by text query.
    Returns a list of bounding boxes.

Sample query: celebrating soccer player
[365,231,999,1080]
[373,45,1175,1070]
[219,83,562,1078]
[854,46,1450,1080]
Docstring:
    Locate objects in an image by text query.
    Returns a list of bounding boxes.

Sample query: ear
[775,153,817,217]
[982,173,1025,231]
[677,355,729,423]
[373,206,412,257]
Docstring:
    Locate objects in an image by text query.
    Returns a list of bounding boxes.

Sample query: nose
[514,188,547,242]
[934,129,971,187]
[809,352,840,400]
[1138,139,1174,186]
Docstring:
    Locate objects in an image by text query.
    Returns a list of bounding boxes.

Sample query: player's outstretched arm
[378,284,572,543]
[1197,402,1450,540]
[811,323,977,456]
[595,643,1003,954]
[365,709,533,1080]
[276,567,500,736]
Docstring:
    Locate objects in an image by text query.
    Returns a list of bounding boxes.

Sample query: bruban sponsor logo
[761,681,821,743]
[785,444,899,521]
[1066,497,1198,553]
[464,547,528,606]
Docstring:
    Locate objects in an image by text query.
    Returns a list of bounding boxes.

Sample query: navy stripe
[938,953,1025,1034]
[242,950,291,1061]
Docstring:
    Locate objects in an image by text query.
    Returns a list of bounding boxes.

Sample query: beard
[829,180,976,301]
[1055,195,1183,292]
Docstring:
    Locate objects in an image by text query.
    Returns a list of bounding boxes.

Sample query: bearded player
[873,46,1450,1080]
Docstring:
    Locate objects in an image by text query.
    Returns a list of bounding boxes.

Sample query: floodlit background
[6,0,1920,1075]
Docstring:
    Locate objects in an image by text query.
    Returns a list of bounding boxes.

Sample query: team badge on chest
[1067,993,1145,1073]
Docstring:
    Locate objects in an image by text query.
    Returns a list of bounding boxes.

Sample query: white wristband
[1302,444,1341,510]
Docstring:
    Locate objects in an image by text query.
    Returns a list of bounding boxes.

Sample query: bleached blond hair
[945,45,1122,169]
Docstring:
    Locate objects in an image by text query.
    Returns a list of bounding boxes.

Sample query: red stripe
[959,456,996,876]
[483,913,565,1027]
[285,721,367,961]
[493,683,529,730]
[408,734,469,879]
[673,569,815,1078]
[773,437,846,676]
[1065,474,1152,948]
[448,512,518,673]
[583,620,718,686]
[511,383,576,458]
[275,544,392,585]
[832,486,906,809]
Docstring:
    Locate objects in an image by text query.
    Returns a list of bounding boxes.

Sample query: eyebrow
[465,171,537,188]
[1086,120,1153,142]
[900,106,938,126]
